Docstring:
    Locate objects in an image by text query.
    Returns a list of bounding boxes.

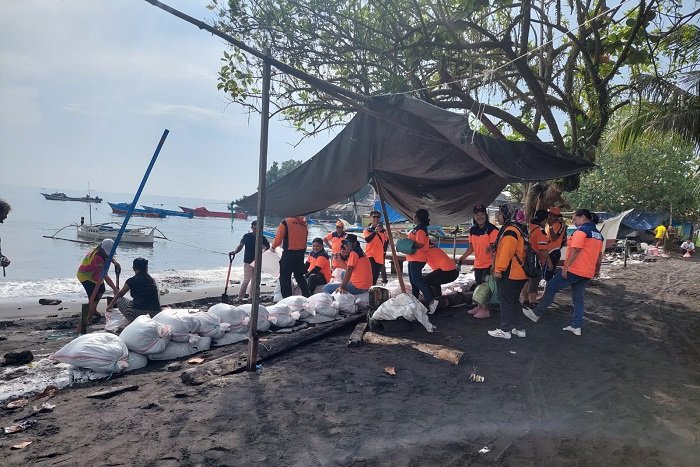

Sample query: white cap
[101,238,114,254]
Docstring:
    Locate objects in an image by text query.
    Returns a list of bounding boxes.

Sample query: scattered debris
[166,362,183,372]
[39,299,62,306]
[11,441,33,450]
[509,350,517,354]
[186,357,205,365]
[469,367,485,383]
[478,446,491,454]
[86,385,139,400]
[141,402,162,410]
[384,366,396,376]
[3,351,34,366]
[32,402,55,414]
[4,419,37,434]
[46,315,58,318]
[362,332,463,364]
[5,399,29,410]
[33,386,59,401]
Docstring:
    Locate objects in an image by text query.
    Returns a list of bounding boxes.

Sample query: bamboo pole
[373,181,406,294]
[247,48,271,371]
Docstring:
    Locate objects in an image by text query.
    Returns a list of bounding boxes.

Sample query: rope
[154,229,229,255]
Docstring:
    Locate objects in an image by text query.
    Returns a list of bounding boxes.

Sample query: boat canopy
[238,95,594,225]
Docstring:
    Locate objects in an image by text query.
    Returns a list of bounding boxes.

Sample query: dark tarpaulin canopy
[239,95,594,225]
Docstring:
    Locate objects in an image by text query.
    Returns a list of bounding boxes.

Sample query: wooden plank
[86,384,139,399]
[181,314,365,386]
[347,321,368,348]
[362,331,464,365]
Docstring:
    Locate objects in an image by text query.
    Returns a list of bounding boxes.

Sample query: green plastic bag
[472,282,491,305]
[395,238,416,255]
[487,274,500,304]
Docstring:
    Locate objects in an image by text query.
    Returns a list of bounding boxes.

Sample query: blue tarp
[616,209,692,237]
[373,200,408,224]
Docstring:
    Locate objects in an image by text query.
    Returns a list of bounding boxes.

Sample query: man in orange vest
[363,210,388,285]
[271,216,310,298]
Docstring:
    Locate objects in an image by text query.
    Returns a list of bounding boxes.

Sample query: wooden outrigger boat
[76,223,156,244]
[41,192,102,203]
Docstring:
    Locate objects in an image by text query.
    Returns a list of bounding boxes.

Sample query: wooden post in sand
[80,304,89,335]
[373,181,406,293]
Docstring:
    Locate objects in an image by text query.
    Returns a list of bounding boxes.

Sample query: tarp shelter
[239,95,595,225]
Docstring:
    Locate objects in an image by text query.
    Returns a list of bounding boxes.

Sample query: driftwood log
[362,331,463,365]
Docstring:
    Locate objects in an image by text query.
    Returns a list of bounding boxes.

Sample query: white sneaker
[522,307,540,323]
[488,329,511,339]
[511,328,526,338]
[563,325,581,336]
[428,300,439,314]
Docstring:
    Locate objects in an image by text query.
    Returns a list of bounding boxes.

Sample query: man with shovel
[229,220,269,302]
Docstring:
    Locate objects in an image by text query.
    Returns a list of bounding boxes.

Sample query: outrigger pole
[84,129,169,333]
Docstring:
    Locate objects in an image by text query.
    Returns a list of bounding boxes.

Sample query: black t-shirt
[125,273,160,311]
[240,232,270,264]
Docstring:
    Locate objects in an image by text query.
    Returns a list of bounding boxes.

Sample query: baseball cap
[101,238,114,253]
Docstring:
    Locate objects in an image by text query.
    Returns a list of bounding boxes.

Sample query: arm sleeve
[569,230,586,249]
[494,231,518,273]
[271,223,286,249]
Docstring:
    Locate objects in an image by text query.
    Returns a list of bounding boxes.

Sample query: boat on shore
[179,206,248,220]
[76,223,155,245]
[142,205,193,218]
[41,192,102,203]
[108,202,166,219]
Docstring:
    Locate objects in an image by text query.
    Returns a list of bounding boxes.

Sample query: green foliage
[564,139,700,219]
[266,159,303,185]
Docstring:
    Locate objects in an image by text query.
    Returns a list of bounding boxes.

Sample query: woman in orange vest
[324,220,347,268]
[458,203,499,285]
[424,244,458,300]
[304,238,332,295]
[407,209,438,313]
[488,204,528,339]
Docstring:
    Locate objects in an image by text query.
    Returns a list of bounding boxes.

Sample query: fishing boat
[41,192,103,203]
[141,205,193,218]
[108,202,166,218]
[76,223,156,245]
[179,206,248,220]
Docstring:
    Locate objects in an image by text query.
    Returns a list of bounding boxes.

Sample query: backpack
[513,227,542,279]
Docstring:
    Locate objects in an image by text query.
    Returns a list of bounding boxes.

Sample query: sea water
[0,184,327,301]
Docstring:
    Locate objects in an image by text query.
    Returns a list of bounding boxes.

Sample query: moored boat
[141,205,193,218]
[108,202,166,218]
[41,192,103,203]
[179,206,248,220]
[76,223,155,245]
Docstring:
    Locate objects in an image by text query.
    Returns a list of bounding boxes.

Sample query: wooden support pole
[373,181,406,293]
[80,303,89,335]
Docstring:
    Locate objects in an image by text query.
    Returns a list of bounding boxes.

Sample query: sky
[0,0,335,202]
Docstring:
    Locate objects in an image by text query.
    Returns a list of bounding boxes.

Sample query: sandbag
[51,332,129,373]
[147,336,212,361]
[119,315,171,354]
[385,279,412,298]
[125,352,149,372]
[332,291,357,313]
[212,332,248,347]
[188,312,229,339]
[207,303,249,333]
[153,309,200,342]
[168,309,202,334]
[304,293,336,317]
[266,304,298,328]
[275,294,308,312]
[238,304,271,332]
[104,309,129,333]
[273,279,302,302]
[370,293,435,332]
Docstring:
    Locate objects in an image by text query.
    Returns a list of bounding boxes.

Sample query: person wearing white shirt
[680,238,695,256]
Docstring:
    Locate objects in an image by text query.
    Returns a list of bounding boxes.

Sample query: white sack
[273,279,302,303]
[119,315,172,354]
[125,352,149,372]
[355,292,370,309]
[254,249,281,275]
[207,303,249,333]
[169,309,202,334]
[277,295,310,312]
[385,279,412,298]
[153,309,200,342]
[104,309,129,333]
[212,332,249,346]
[302,313,338,324]
[237,304,271,332]
[188,312,229,339]
[304,293,338,317]
[51,332,129,373]
[147,336,212,361]
[370,293,435,332]
[266,303,297,328]
[332,291,357,313]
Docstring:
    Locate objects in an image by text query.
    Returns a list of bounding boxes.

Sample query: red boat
[179,206,248,220]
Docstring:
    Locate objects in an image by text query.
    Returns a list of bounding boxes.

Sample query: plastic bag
[487,275,500,305]
[104,309,129,333]
[51,332,129,373]
[119,315,171,354]
[472,283,492,306]
[369,293,435,332]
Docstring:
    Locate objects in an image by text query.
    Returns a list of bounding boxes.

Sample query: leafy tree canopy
[266,159,303,185]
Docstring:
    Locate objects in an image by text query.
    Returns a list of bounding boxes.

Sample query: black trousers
[279,249,309,298]
[305,273,327,296]
[423,269,459,297]
[498,277,527,331]
[474,267,491,285]
[369,258,383,286]
[543,249,562,282]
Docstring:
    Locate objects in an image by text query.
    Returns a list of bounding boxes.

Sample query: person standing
[458,204,499,285]
[107,257,161,322]
[488,204,529,339]
[304,238,332,295]
[76,238,121,325]
[523,209,553,307]
[363,210,388,285]
[407,209,438,313]
[229,220,270,301]
[324,220,347,268]
[544,207,566,281]
[271,215,310,298]
[653,222,668,248]
[323,234,373,295]
[0,200,11,273]
[523,209,604,336]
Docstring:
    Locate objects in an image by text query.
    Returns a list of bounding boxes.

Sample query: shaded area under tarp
[239,95,594,224]
[372,199,407,224]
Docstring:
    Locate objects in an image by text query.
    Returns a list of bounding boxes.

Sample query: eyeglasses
[371,215,380,218]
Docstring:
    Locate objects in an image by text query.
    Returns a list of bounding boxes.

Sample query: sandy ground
[1,255,699,466]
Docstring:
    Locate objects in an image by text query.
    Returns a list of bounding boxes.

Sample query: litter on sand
[469,367,485,383]
[478,446,491,454]
[384,366,396,376]
[187,357,205,364]
[4,419,37,434]
[5,399,29,409]
[11,441,33,450]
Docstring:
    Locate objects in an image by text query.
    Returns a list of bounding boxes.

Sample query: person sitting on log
[304,238,332,295]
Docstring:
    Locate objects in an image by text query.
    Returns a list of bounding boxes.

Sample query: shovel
[221,253,234,303]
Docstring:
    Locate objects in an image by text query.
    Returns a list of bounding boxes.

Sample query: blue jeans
[534,270,590,328]
[408,261,433,303]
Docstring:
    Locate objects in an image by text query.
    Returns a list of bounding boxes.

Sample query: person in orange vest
[271,216,310,298]
[407,209,438,314]
[458,203,499,285]
[544,207,566,281]
[424,244,459,300]
[523,209,604,336]
[304,238,332,295]
[323,234,373,295]
[363,210,388,285]
[523,209,554,307]
[488,204,529,339]
[324,220,347,268]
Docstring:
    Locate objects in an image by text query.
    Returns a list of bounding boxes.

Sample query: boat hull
[108,202,166,218]
[76,225,154,245]
[41,193,102,203]
[179,206,248,220]
[142,206,193,218]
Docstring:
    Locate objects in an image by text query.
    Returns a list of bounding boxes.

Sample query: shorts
[81,281,106,301]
